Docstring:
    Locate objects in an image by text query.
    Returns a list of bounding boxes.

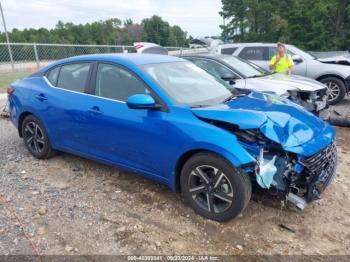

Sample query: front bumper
[300,141,337,202]
[285,141,337,210]
[345,76,350,92]
[289,89,329,118]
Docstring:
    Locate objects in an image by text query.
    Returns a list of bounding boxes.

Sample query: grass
[0,71,31,93]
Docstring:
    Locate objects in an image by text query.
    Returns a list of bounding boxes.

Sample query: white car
[182,54,329,120]
[134,42,330,120]
[214,43,350,104]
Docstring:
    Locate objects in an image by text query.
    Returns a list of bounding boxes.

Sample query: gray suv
[214,43,350,104]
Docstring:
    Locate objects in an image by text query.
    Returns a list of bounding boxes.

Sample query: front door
[84,63,169,175]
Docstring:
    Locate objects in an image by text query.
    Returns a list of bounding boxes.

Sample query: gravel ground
[0,97,349,256]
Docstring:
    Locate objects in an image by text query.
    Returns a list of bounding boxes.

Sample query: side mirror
[292,55,302,64]
[126,94,160,110]
[221,73,237,85]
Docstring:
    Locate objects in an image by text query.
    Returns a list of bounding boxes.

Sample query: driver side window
[95,64,149,101]
[268,47,296,59]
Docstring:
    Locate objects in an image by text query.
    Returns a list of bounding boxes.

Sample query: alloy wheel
[188,165,234,214]
[326,81,340,102]
[24,121,46,154]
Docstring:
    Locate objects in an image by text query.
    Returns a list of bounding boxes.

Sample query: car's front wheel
[180,152,252,221]
[22,115,55,159]
[320,77,346,105]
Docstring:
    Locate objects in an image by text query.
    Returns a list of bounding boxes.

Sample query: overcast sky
[1,0,223,37]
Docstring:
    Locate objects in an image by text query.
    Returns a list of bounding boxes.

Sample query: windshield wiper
[247,74,265,78]
[222,94,237,103]
[191,104,209,108]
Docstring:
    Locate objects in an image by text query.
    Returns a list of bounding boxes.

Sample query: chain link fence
[1,42,348,74]
[0,42,206,72]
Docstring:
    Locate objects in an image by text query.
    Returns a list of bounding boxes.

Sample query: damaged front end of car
[235,128,337,211]
[286,89,330,120]
[192,91,337,211]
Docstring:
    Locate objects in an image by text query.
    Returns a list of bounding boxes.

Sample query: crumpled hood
[317,55,350,66]
[192,91,335,156]
[244,73,326,95]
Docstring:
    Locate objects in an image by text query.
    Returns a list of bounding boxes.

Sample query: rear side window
[221,47,237,55]
[57,63,91,93]
[46,67,60,86]
[239,47,269,61]
[95,63,148,101]
[188,58,236,80]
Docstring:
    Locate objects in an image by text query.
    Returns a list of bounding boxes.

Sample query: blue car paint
[9,54,336,193]
[192,91,336,157]
[126,94,156,108]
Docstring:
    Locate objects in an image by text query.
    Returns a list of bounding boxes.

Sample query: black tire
[180,152,252,221]
[22,115,55,159]
[319,77,346,105]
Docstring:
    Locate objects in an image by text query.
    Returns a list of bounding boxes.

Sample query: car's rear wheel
[22,115,55,159]
[180,152,251,221]
[320,77,346,105]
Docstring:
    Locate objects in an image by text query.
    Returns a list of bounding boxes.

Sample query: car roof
[47,53,185,68]
[219,43,292,48]
[181,54,233,60]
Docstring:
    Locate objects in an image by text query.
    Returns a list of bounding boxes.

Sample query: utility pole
[0,0,14,72]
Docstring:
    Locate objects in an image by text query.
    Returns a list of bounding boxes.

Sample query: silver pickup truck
[214,43,350,105]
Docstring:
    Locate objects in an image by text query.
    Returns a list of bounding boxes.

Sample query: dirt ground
[0,97,349,256]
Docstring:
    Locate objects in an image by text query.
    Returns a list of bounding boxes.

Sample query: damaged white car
[214,43,350,104]
[181,54,331,121]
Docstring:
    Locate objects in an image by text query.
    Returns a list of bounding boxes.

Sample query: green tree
[220,0,350,51]
[142,15,171,46]
[0,16,189,47]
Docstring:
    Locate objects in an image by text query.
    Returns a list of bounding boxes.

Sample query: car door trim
[43,76,127,104]
[43,61,169,110]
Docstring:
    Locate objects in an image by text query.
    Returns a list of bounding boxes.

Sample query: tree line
[220,0,350,51]
[0,15,189,47]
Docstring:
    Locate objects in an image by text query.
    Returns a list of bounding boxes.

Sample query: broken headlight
[234,129,269,144]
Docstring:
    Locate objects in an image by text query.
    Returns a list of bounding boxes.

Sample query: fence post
[0,1,14,72]
[33,43,40,68]
[180,47,183,55]
[6,43,14,72]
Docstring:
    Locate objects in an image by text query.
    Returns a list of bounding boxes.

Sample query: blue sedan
[8,54,337,221]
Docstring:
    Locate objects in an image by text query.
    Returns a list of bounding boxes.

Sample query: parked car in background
[8,54,337,221]
[182,54,330,120]
[214,43,350,104]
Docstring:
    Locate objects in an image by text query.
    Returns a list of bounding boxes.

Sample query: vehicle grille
[300,141,337,201]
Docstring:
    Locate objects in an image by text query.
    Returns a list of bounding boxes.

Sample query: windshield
[220,56,270,78]
[142,62,233,106]
[288,45,316,60]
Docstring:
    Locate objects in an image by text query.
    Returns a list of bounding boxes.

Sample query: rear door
[238,46,270,70]
[42,62,95,153]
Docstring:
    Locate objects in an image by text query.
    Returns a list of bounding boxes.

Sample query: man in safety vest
[269,42,294,75]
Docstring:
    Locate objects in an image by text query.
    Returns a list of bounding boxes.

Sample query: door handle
[88,106,103,115]
[35,93,47,101]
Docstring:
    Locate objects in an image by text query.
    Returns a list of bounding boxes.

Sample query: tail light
[134,43,144,50]
[7,86,15,96]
